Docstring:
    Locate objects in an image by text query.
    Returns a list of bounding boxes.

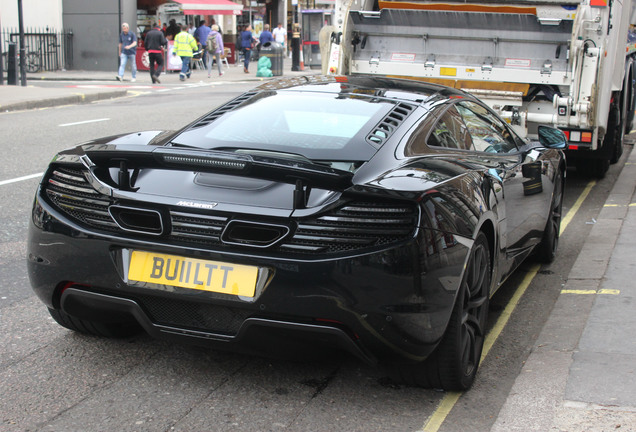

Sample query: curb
[0,90,128,113]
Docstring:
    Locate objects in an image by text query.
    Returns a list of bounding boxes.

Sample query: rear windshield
[172,92,395,161]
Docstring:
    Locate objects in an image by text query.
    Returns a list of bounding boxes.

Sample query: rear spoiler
[79,144,354,208]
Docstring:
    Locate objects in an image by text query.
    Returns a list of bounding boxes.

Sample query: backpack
[207,34,218,53]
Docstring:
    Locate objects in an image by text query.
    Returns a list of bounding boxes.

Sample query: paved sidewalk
[0,56,315,112]
[492,141,636,431]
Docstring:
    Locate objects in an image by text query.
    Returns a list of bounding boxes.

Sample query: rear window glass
[173,92,394,161]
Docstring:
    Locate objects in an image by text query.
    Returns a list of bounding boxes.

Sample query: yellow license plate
[128,251,258,297]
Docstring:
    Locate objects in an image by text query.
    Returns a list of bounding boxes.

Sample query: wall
[0,0,64,30]
[62,0,137,70]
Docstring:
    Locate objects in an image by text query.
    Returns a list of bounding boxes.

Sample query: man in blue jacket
[194,21,212,67]
[116,23,137,82]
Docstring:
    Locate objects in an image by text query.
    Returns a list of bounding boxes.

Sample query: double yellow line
[421,180,596,432]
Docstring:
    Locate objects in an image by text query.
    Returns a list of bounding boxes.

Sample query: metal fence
[1,27,74,71]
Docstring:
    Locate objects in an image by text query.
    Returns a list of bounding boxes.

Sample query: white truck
[323,0,636,177]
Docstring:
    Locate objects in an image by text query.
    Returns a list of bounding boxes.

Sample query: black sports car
[27,75,566,390]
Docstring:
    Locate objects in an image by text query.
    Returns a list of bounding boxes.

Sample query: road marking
[59,118,110,127]
[560,180,596,235]
[421,180,597,432]
[0,172,43,186]
[561,289,620,295]
[604,203,636,207]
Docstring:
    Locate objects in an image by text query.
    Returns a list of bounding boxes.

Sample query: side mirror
[538,125,567,149]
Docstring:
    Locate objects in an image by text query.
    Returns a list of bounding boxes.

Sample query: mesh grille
[44,166,417,256]
[135,294,251,335]
[281,202,417,254]
[45,166,117,231]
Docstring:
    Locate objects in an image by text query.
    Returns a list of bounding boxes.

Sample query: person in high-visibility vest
[173,24,198,81]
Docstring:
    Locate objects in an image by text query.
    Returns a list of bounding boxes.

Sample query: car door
[455,101,550,278]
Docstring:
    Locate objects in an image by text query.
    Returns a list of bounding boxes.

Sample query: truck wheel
[623,63,635,135]
[576,158,609,179]
[389,233,490,390]
[48,308,140,338]
[608,103,624,164]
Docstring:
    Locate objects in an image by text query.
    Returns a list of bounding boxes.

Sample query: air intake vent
[190,91,259,128]
[169,211,228,245]
[45,166,117,231]
[281,201,417,254]
[366,102,415,146]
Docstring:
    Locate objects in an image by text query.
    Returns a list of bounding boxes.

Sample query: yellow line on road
[561,289,620,295]
[421,180,597,432]
[560,180,596,236]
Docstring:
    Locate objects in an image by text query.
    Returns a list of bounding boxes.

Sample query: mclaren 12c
[27,75,566,390]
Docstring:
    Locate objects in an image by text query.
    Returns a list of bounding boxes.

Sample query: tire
[48,308,139,338]
[608,103,624,164]
[25,52,40,73]
[576,158,609,179]
[390,232,491,390]
[535,170,564,263]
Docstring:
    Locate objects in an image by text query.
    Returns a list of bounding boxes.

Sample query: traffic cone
[300,47,304,71]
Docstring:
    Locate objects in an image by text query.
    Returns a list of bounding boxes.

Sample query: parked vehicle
[324,0,636,177]
[27,76,565,390]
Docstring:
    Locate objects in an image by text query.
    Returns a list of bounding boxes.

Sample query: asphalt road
[0,83,626,432]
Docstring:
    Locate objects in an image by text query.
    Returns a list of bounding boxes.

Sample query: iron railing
[1,27,73,71]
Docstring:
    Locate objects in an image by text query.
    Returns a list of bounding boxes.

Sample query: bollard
[7,42,18,85]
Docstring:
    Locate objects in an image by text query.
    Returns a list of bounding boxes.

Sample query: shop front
[136,0,243,69]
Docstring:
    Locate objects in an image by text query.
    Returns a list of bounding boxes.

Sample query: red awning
[171,0,243,15]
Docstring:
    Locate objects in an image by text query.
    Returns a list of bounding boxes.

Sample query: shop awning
[171,0,243,15]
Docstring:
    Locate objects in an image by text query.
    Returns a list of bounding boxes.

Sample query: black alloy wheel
[390,232,491,390]
[535,170,564,263]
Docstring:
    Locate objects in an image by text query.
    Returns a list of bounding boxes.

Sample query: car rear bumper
[27,193,470,364]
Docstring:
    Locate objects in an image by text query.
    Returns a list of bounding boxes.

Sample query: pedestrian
[259,24,274,45]
[116,22,137,82]
[194,21,212,67]
[211,19,223,35]
[144,23,167,83]
[166,19,180,40]
[272,22,287,52]
[206,24,225,78]
[240,25,257,73]
[173,24,198,81]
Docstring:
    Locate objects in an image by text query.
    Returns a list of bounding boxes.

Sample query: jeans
[242,48,251,71]
[180,56,191,77]
[118,53,137,78]
[207,51,223,75]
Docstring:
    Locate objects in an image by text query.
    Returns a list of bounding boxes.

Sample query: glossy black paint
[27,75,565,365]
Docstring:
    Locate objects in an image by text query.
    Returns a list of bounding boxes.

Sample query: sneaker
[131,78,136,82]
[219,72,224,76]
[186,72,191,79]
[208,73,211,78]
[151,76,156,84]
[179,74,185,81]
[115,75,122,81]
